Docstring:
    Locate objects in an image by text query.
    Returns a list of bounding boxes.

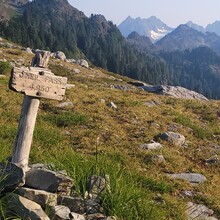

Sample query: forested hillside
[0,0,169,85]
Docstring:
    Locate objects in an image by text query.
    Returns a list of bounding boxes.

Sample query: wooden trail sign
[9,51,67,172]
[10,67,67,101]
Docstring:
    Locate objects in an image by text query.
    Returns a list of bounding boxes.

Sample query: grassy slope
[0,42,220,219]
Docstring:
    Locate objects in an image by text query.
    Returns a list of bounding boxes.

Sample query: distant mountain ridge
[118,16,173,42]
[156,24,220,55]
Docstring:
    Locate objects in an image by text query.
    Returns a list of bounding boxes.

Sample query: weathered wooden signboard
[9,66,67,101]
[9,51,68,173]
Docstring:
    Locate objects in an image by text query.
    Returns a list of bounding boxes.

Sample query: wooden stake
[11,51,51,172]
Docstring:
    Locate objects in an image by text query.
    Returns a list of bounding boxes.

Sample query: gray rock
[107,102,117,109]
[70,212,85,220]
[57,195,85,214]
[77,59,89,68]
[144,100,159,107]
[56,102,74,108]
[0,162,25,193]
[51,51,66,61]
[5,193,49,220]
[187,202,218,220]
[140,85,209,101]
[15,187,57,209]
[151,155,166,164]
[85,199,104,214]
[158,132,186,146]
[25,167,74,195]
[26,47,33,54]
[167,173,206,184]
[73,68,80,74]
[66,59,76,63]
[87,175,110,200]
[86,213,106,220]
[140,142,163,150]
[49,205,71,220]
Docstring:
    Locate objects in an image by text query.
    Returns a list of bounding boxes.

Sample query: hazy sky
[69,0,220,28]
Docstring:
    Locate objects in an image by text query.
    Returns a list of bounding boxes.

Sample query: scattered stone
[5,193,49,220]
[180,190,194,198]
[151,155,166,164]
[25,166,74,195]
[167,173,206,184]
[140,142,163,150]
[15,187,57,209]
[107,102,117,109]
[56,102,74,108]
[66,59,76,63]
[26,47,33,54]
[85,199,104,215]
[49,205,71,220]
[70,212,85,220]
[51,51,66,61]
[57,195,85,214]
[87,175,110,200]
[73,68,80,74]
[0,162,25,193]
[66,84,76,89]
[144,100,159,107]
[0,37,2,41]
[187,202,218,220]
[86,213,106,220]
[77,59,89,68]
[158,131,186,146]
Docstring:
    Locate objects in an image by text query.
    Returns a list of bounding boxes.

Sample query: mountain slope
[118,16,173,42]
[0,0,171,86]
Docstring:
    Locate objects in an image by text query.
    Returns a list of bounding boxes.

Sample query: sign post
[9,51,67,172]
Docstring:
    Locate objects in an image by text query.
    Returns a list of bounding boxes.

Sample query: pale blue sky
[69,0,220,28]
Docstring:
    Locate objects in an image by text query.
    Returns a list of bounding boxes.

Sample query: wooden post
[11,51,50,172]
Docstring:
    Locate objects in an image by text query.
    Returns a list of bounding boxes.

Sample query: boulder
[5,193,49,220]
[77,59,89,68]
[0,162,25,193]
[85,199,104,215]
[140,85,209,101]
[66,59,76,63]
[73,68,80,74]
[15,187,57,209]
[49,205,71,220]
[25,166,74,195]
[140,142,163,150]
[158,132,186,146]
[57,195,85,214]
[167,173,206,184]
[87,175,110,200]
[187,202,218,220]
[51,51,66,61]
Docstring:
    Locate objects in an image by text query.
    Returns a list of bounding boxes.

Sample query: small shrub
[0,61,12,75]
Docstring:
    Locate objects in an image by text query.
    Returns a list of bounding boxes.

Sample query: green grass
[0,46,220,219]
